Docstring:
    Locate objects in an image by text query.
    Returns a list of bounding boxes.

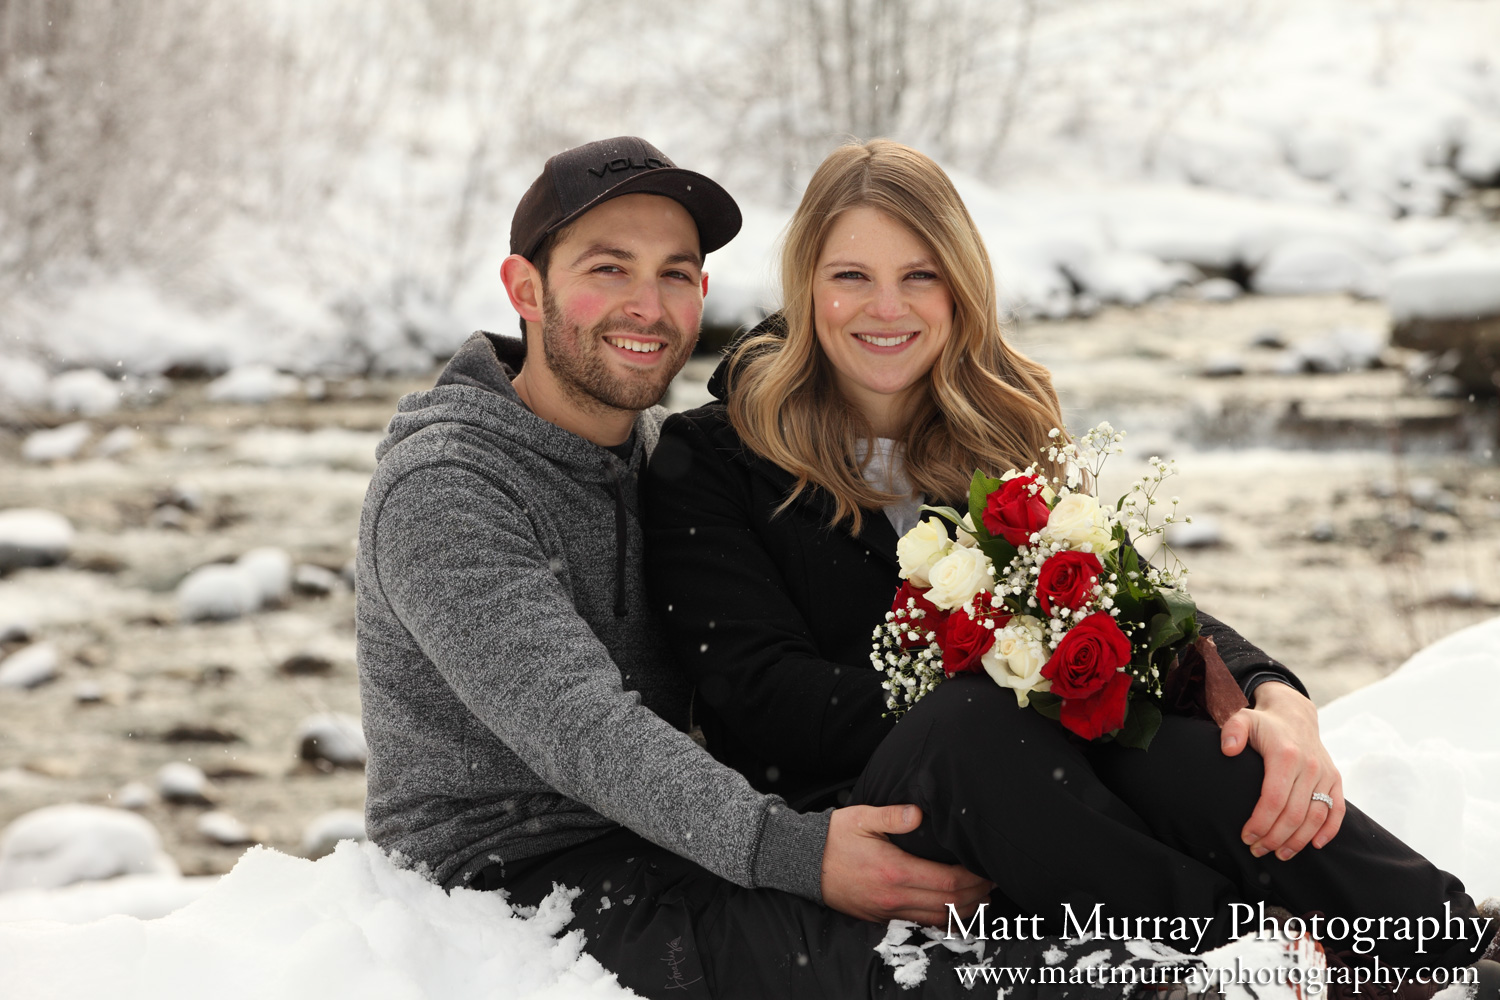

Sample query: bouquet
[870,423,1244,749]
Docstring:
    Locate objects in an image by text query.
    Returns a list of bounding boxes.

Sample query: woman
[643,139,1495,977]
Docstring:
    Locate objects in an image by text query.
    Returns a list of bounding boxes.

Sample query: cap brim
[549,167,742,258]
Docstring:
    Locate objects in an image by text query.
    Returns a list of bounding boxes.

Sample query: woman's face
[812,205,954,433]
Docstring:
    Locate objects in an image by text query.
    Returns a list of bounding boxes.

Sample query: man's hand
[821,804,993,926]
[1220,682,1345,861]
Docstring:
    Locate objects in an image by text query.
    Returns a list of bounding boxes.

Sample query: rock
[1251,237,1385,298]
[292,563,341,596]
[94,426,140,458]
[0,643,59,690]
[1283,327,1386,374]
[156,762,214,805]
[177,564,261,622]
[1188,277,1242,302]
[1201,354,1244,378]
[0,356,49,409]
[1250,329,1287,350]
[277,652,334,677]
[48,369,120,416]
[297,713,368,768]
[115,782,154,810]
[1165,517,1226,550]
[159,723,241,743]
[237,547,292,605]
[74,681,104,704]
[0,804,177,892]
[196,811,254,846]
[205,365,301,404]
[301,809,367,859]
[150,504,188,530]
[157,484,203,512]
[22,422,93,463]
[1310,520,1336,543]
[1389,248,1500,396]
[0,618,32,643]
[0,509,74,572]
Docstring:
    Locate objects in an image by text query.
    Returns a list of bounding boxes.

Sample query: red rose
[1041,613,1133,698]
[1035,551,1103,617]
[937,603,998,677]
[891,581,946,649]
[1059,669,1132,740]
[982,475,1051,547]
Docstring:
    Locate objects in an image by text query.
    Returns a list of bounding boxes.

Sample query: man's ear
[500,254,545,326]
[701,272,709,299]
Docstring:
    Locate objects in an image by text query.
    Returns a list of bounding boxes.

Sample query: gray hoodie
[355,331,828,897]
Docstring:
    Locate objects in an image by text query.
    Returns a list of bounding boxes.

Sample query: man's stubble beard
[539,292,695,415]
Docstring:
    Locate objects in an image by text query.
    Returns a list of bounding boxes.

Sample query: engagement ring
[1311,792,1334,808]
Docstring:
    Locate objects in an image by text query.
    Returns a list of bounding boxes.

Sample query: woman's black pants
[851,674,1493,973]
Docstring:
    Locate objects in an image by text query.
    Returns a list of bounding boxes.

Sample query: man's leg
[485,827,1149,999]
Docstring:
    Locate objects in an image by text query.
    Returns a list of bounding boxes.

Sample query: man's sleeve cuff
[750,801,831,903]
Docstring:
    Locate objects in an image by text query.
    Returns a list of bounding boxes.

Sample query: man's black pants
[487,675,1492,997]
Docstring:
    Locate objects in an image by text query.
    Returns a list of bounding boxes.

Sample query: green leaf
[967,470,1004,538]
[1144,611,1184,662]
[1161,587,1197,630]
[1027,690,1062,720]
[1115,698,1163,750]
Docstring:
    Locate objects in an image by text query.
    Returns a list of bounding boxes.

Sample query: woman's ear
[500,254,545,327]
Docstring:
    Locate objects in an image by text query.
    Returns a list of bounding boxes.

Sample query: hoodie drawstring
[610,475,628,617]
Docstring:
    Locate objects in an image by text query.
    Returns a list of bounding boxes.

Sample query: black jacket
[642,351,1303,810]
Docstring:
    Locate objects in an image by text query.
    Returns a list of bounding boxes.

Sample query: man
[354,136,1019,998]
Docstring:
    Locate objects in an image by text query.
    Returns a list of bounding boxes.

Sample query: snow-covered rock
[0,805,178,893]
[94,426,140,458]
[204,365,301,404]
[48,370,120,416]
[156,763,214,805]
[1250,237,1385,298]
[1187,278,1242,303]
[116,782,155,810]
[296,713,368,768]
[1165,517,1225,550]
[1283,327,1386,375]
[301,810,367,859]
[1388,247,1500,324]
[0,356,49,409]
[176,564,261,622]
[0,643,59,690]
[197,812,254,846]
[292,563,341,596]
[1456,129,1500,186]
[1066,252,1195,307]
[0,509,74,571]
[236,547,292,605]
[21,422,93,463]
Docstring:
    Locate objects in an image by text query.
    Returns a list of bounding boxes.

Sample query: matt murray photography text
[947,902,1495,955]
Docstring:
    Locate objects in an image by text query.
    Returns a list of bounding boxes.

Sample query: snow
[156,763,213,806]
[94,426,140,458]
[197,813,254,847]
[301,810,367,860]
[1388,247,1500,324]
[176,564,262,622]
[0,356,49,409]
[236,547,293,605]
[0,805,178,893]
[21,422,94,464]
[1321,616,1500,895]
[47,370,120,416]
[296,713,368,767]
[1249,237,1385,298]
[205,365,302,405]
[0,509,75,571]
[0,841,632,1000]
[0,643,60,691]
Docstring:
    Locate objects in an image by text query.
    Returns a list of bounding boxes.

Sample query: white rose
[924,545,993,610]
[981,616,1053,707]
[955,512,980,548]
[896,517,951,587]
[1044,493,1117,553]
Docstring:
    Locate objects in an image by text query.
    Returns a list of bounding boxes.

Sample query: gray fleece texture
[355,331,829,898]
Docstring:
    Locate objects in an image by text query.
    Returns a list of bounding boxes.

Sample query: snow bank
[1322,616,1500,897]
[0,841,632,1000]
[1388,247,1500,324]
[0,805,178,893]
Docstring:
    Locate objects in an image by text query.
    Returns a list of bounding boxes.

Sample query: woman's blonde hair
[727,138,1064,533]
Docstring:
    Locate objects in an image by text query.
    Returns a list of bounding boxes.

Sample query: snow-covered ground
[0,617,1495,1000]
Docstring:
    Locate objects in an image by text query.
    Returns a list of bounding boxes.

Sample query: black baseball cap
[510,136,742,264]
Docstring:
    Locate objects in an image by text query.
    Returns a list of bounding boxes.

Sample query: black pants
[487,826,1151,999]
[852,674,1493,972]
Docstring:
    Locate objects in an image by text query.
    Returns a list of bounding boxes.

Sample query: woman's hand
[1220,681,1346,860]
[821,804,994,926]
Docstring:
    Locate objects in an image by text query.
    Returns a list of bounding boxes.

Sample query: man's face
[536,193,705,414]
